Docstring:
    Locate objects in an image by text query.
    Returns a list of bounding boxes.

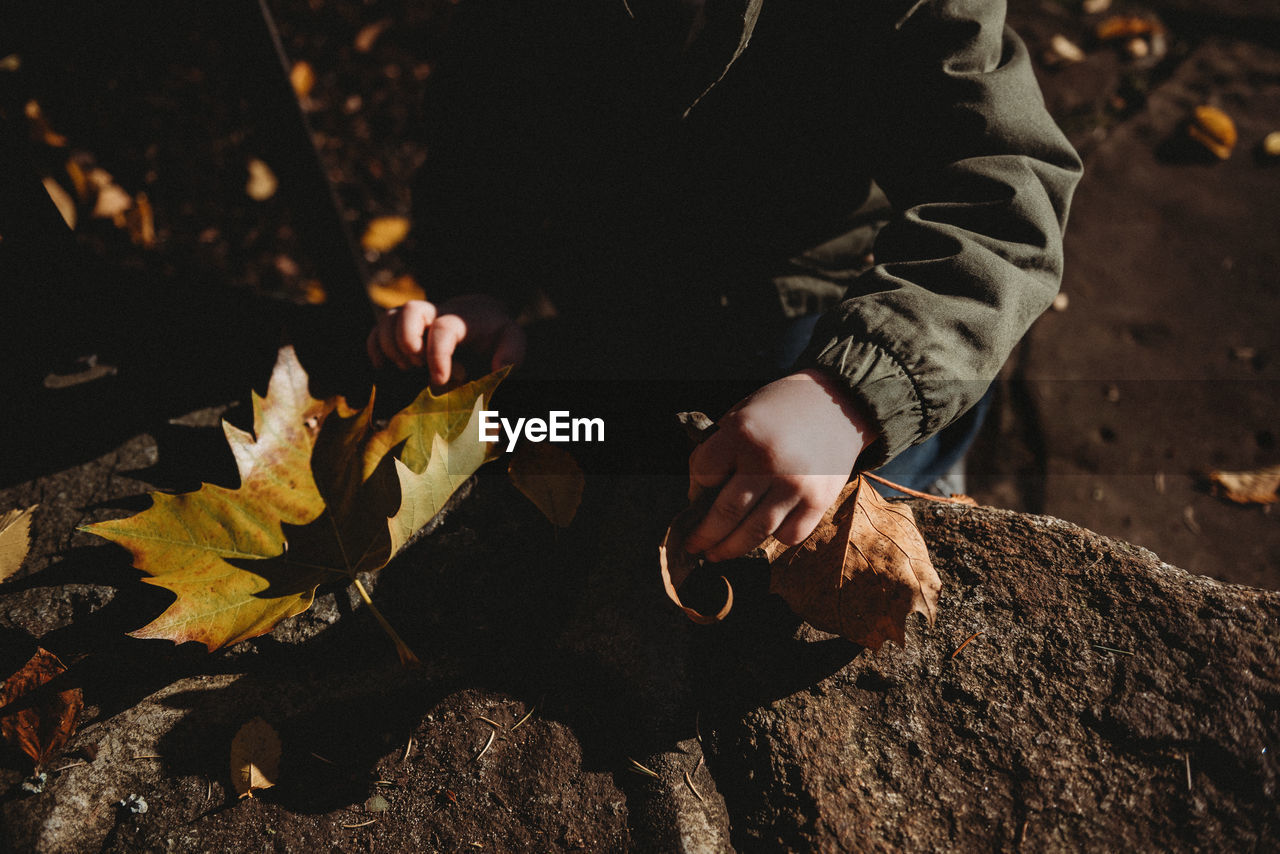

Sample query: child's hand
[683,369,875,562]
[366,295,526,385]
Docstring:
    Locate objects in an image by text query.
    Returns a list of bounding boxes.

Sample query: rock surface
[700,502,1279,851]
[4,473,1277,852]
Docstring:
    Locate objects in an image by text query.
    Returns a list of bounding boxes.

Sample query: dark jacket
[412,0,1083,469]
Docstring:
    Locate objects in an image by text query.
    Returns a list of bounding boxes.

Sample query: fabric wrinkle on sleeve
[793,0,1083,468]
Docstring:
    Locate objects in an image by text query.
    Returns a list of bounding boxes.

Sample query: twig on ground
[342,819,377,829]
[951,630,985,659]
[475,715,505,730]
[51,761,87,773]
[511,702,538,732]
[1093,644,1135,656]
[628,758,661,779]
[311,752,337,765]
[471,729,496,764]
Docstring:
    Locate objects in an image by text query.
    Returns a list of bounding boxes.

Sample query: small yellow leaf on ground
[66,160,88,201]
[89,169,133,220]
[42,178,76,230]
[368,274,426,309]
[361,216,410,252]
[290,61,315,99]
[509,442,585,528]
[1187,105,1236,160]
[302,279,328,305]
[126,192,155,247]
[0,505,37,582]
[1262,131,1280,158]
[1208,464,1280,505]
[246,158,278,201]
[24,100,67,147]
[355,19,392,53]
[0,647,82,765]
[1046,34,1085,65]
[231,717,281,798]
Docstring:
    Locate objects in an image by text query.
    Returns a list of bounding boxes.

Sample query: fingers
[772,498,827,547]
[689,433,736,494]
[704,489,796,562]
[368,302,438,370]
[395,301,437,367]
[425,313,468,386]
[683,472,771,558]
[490,320,527,373]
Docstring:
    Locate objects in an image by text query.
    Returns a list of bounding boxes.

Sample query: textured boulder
[5,472,1277,852]
[698,503,1279,852]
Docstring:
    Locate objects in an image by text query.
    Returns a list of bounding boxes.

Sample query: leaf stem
[352,577,420,668]
[862,472,976,505]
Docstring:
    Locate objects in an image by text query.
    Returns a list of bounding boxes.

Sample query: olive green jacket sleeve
[794,0,1082,470]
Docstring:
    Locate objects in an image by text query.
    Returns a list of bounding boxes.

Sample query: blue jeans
[775,314,990,496]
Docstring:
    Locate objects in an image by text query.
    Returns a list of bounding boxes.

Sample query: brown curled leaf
[508,442,585,528]
[230,717,280,798]
[1208,464,1280,505]
[659,499,733,625]
[761,475,940,650]
[0,648,82,765]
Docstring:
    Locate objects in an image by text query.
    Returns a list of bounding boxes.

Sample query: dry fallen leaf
[660,414,733,624]
[1264,132,1280,158]
[509,442,585,528]
[368,274,426,309]
[1208,464,1280,505]
[761,476,941,650]
[302,279,328,305]
[66,159,89,201]
[230,717,280,798]
[246,158,279,201]
[659,496,735,625]
[88,168,133,220]
[125,192,155,247]
[1045,34,1085,66]
[24,100,67,147]
[355,19,392,53]
[1095,15,1163,41]
[290,60,315,100]
[83,347,506,659]
[361,216,410,253]
[0,648,82,765]
[42,177,76,230]
[1187,105,1237,160]
[0,505,37,582]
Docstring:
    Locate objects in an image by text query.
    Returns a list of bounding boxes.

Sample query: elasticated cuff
[797,334,928,472]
